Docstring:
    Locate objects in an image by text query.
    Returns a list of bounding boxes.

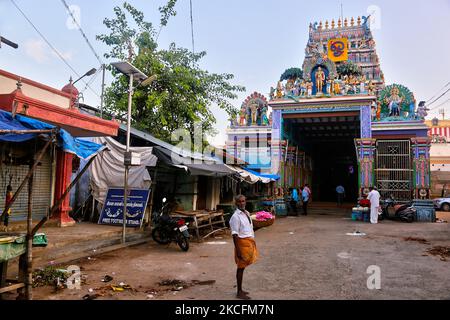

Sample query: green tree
[280,68,303,81]
[336,61,362,77]
[97,2,245,146]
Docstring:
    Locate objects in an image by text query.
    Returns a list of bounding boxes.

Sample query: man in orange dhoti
[229,195,258,300]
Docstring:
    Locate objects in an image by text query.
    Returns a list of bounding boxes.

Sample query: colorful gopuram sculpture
[231,92,271,127]
[270,16,385,101]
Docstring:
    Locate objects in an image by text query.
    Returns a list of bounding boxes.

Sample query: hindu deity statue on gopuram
[234,92,270,127]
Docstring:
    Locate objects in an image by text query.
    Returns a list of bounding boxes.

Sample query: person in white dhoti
[367,187,381,224]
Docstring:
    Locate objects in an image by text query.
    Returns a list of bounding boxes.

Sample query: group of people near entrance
[288,184,312,216]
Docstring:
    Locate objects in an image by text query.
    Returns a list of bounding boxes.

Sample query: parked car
[433,197,450,212]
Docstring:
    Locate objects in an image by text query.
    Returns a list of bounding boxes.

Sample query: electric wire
[79,66,102,96]
[427,86,450,108]
[60,0,104,65]
[10,0,101,98]
[429,97,450,112]
[426,81,450,104]
[190,0,195,54]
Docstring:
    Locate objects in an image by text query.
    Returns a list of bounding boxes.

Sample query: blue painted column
[360,104,372,138]
[355,138,376,197]
[355,105,375,196]
[271,109,282,177]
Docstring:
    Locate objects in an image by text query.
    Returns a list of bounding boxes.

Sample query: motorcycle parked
[151,198,190,251]
[380,195,416,223]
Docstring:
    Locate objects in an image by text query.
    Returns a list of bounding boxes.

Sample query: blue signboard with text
[98,188,151,228]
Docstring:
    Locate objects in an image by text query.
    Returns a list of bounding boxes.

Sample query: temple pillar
[52,149,76,227]
[411,137,435,222]
[411,137,432,198]
[271,110,282,180]
[360,105,372,138]
[355,138,376,197]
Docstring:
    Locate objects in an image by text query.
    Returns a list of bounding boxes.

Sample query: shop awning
[90,136,157,203]
[244,168,280,181]
[153,146,235,177]
[0,110,104,159]
[226,166,278,184]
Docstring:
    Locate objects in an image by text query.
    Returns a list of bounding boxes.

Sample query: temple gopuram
[226,16,435,221]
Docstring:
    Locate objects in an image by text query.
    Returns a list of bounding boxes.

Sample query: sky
[1,0,450,146]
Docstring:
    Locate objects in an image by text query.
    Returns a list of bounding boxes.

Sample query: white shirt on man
[229,209,255,239]
[367,189,381,224]
[367,190,381,208]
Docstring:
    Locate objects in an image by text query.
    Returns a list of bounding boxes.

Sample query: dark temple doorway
[284,112,360,203]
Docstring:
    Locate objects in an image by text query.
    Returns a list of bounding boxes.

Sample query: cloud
[51,49,73,61]
[23,38,73,63]
[24,39,48,63]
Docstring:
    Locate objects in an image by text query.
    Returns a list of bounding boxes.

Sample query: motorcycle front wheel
[152,227,171,245]
[176,233,189,252]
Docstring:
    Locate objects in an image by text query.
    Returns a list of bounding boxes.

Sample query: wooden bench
[170,210,227,241]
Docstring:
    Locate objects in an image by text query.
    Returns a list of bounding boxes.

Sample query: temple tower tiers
[304,17,384,89]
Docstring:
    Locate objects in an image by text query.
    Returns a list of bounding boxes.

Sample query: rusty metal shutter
[0,149,52,222]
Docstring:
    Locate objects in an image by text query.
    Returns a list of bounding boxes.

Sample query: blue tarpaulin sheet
[0,110,104,159]
[245,168,280,181]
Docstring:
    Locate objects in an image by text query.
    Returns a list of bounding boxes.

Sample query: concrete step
[33,236,153,268]
[33,230,151,267]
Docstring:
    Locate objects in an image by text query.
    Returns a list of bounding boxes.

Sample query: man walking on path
[302,184,311,216]
[336,185,345,206]
[367,186,381,224]
[290,188,299,215]
[229,195,259,300]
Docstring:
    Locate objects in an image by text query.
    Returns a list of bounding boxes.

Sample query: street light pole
[100,64,106,118]
[123,72,134,244]
[111,61,150,244]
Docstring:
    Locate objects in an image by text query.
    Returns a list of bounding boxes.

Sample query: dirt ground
[4,209,450,300]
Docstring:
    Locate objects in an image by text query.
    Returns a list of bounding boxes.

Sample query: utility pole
[439,109,445,120]
[100,64,106,118]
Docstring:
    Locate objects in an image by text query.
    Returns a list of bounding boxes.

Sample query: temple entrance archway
[283,111,360,203]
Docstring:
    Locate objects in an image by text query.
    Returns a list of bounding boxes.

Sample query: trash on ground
[159,279,187,287]
[145,289,158,295]
[111,286,124,292]
[346,231,366,236]
[426,246,450,261]
[82,293,99,300]
[147,294,154,299]
[403,237,430,245]
[191,280,216,286]
[436,219,448,223]
[337,252,351,259]
[110,283,133,292]
[205,241,227,245]
[32,267,70,288]
[289,232,294,235]
[88,288,94,293]
[101,275,114,282]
